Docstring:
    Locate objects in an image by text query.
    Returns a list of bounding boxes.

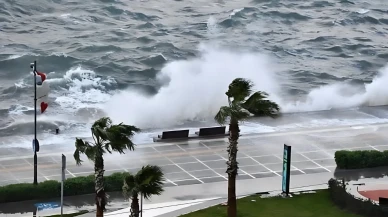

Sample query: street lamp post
[30,61,38,185]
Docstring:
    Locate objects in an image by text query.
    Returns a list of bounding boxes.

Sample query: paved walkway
[2,106,388,187]
[2,121,388,187]
[2,107,388,215]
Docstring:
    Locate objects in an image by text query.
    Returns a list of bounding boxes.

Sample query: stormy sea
[0,0,388,149]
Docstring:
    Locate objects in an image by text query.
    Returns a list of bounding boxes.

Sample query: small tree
[74,117,140,217]
[215,78,280,217]
[123,165,165,217]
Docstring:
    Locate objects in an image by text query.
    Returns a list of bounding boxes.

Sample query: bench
[157,129,189,140]
[195,126,227,137]
[380,197,388,206]
[153,126,229,142]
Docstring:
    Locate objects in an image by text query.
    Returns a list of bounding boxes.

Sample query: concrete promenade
[1,105,388,186]
[2,106,388,216]
[1,121,388,186]
[2,122,388,187]
[1,120,388,215]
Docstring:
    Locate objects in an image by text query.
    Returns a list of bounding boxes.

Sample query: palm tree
[74,117,140,217]
[123,165,165,217]
[214,78,280,217]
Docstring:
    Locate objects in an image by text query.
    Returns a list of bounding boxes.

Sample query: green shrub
[64,175,94,196]
[334,150,388,169]
[0,180,61,203]
[328,178,388,217]
[0,172,129,204]
[105,172,126,192]
[47,210,88,217]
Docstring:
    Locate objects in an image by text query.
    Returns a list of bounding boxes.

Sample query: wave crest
[104,43,388,129]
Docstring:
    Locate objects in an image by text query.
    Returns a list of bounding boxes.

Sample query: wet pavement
[2,106,388,187]
[1,122,388,188]
[1,106,388,215]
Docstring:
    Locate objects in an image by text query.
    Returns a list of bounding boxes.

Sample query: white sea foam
[60,13,71,19]
[104,42,388,130]
[230,8,244,17]
[282,64,388,112]
[8,105,33,115]
[104,43,281,129]
[6,54,24,60]
[356,9,370,14]
[206,16,220,35]
[53,66,116,111]
[7,43,388,148]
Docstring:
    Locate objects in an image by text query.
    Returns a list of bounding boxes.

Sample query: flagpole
[31,60,38,185]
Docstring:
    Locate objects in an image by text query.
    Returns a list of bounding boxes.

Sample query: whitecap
[357,9,370,14]
[6,54,24,60]
[230,8,244,17]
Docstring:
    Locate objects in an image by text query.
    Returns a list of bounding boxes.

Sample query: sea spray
[281,64,388,112]
[105,43,388,128]
[104,44,282,129]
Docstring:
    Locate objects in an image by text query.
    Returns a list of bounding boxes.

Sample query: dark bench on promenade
[380,197,388,206]
[195,126,227,137]
[153,129,189,142]
[153,126,229,142]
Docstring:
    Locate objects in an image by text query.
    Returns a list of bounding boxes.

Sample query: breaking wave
[104,43,388,128]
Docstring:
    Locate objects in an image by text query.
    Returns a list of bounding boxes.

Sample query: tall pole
[33,61,38,185]
[140,192,143,217]
[61,176,64,216]
[61,154,66,217]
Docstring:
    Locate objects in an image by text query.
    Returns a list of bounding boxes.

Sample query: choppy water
[1,0,388,148]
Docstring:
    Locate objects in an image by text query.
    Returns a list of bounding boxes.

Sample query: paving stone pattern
[2,127,388,187]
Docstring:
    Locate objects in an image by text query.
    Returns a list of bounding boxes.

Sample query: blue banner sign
[282,144,291,195]
[34,202,60,211]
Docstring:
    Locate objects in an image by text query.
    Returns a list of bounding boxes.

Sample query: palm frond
[106,124,140,153]
[123,174,138,198]
[214,106,232,125]
[93,127,109,142]
[245,91,268,102]
[104,143,112,154]
[228,102,251,122]
[118,124,141,137]
[74,138,96,165]
[75,117,139,168]
[73,149,82,166]
[226,78,253,102]
[84,144,97,161]
[91,117,111,147]
[232,108,251,121]
[242,91,280,118]
[92,117,112,129]
[137,165,163,182]
[123,140,136,151]
[136,165,165,200]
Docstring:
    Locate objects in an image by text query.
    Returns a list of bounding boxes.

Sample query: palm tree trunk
[227,117,239,217]
[130,193,140,217]
[95,154,106,217]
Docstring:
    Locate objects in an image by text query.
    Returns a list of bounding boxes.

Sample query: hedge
[328,178,388,217]
[48,210,88,217]
[0,172,128,204]
[334,150,388,169]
